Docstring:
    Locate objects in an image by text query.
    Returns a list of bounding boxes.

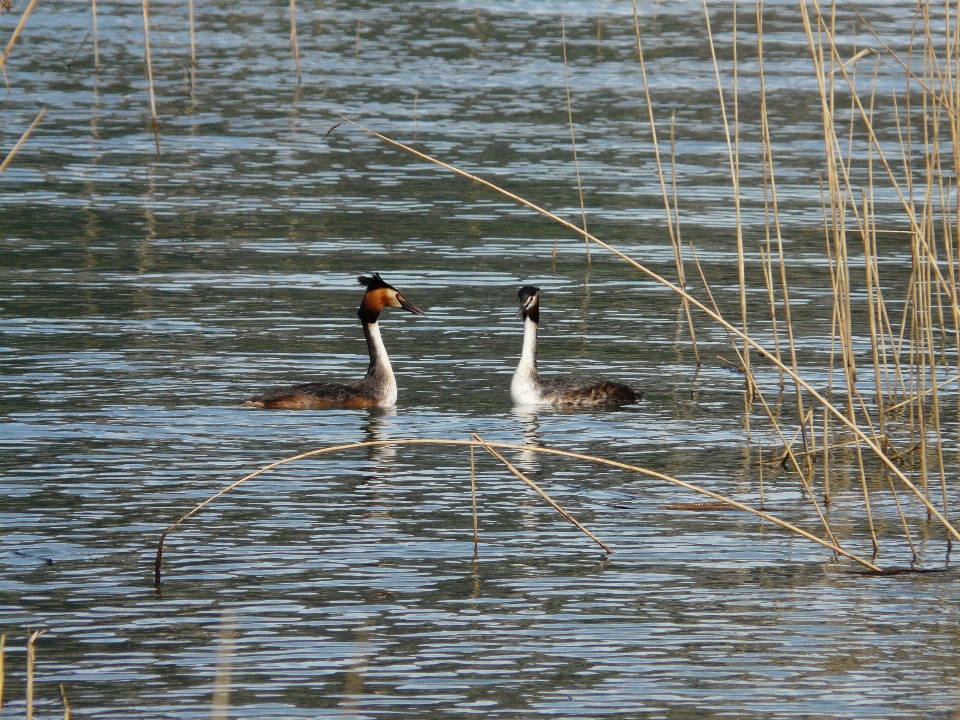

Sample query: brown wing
[539,378,643,407]
[240,382,380,409]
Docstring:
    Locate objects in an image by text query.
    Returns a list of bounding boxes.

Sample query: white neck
[362,321,398,405]
[511,317,541,404]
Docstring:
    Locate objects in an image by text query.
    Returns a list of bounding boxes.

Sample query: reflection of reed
[210,610,236,720]
[339,617,375,719]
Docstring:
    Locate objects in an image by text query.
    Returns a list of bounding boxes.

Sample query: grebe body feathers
[242,274,424,409]
[510,285,642,408]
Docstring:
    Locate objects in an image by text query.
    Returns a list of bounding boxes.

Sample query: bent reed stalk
[0,0,40,72]
[0,108,46,175]
[334,116,960,551]
[154,437,883,590]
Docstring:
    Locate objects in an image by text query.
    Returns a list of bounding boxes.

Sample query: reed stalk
[336,116,960,546]
[0,0,39,72]
[808,2,958,304]
[188,0,194,88]
[758,439,764,508]
[757,0,808,450]
[0,634,5,712]
[561,1,589,266]
[885,371,960,411]
[632,0,698,363]
[473,434,611,552]
[703,0,750,390]
[289,0,301,84]
[60,684,70,720]
[91,0,99,73]
[68,34,91,68]
[141,0,160,157]
[0,108,46,175]
[685,239,820,528]
[669,115,700,365]
[595,2,603,56]
[26,629,45,720]
[154,437,885,587]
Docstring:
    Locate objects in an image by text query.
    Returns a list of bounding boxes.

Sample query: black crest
[358,273,396,292]
[518,285,540,303]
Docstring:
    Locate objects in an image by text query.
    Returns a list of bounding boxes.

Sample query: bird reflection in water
[363,406,398,465]
[511,407,543,474]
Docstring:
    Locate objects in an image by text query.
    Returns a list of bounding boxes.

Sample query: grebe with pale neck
[510,285,642,408]
[242,274,425,409]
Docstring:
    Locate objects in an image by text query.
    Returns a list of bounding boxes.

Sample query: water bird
[242,273,424,409]
[511,285,643,408]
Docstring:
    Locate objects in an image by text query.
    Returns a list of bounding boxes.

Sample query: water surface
[2,1,959,717]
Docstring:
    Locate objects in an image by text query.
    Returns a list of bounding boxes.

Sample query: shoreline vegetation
[3,0,960,716]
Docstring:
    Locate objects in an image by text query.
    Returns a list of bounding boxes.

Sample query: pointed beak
[516,297,533,319]
[399,298,425,316]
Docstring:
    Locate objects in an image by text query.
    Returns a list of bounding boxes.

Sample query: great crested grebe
[511,285,643,408]
[242,273,425,409]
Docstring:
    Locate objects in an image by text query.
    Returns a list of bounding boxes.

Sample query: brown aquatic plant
[0,108,46,175]
[153,437,886,591]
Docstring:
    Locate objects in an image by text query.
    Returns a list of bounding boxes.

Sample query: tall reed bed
[634,0,960,562]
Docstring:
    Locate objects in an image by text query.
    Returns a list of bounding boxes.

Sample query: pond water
[2,0,959,717]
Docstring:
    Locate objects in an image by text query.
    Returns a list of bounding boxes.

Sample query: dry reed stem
[632,0,698,363]
[91,0,99,73]
[849,5,955,118]
[669,114,700,364]
[188,0,194,87]
[808,1,960,321]
[473,433,612,553]
[153,438,883,588]
[703,0,750,387]
[68,34,91,68]
[776,409,813,464]
[60,684,70,720]
[335,116,960,546]
[561,1,589,266]
[0,108,46,175]
[289,0,301,85]
[758,439,764,507]
[141,0,160,157]
[0,0,39,72]
[0,634,4,713]
[742,370,838,545]
[26,629,45,720]
[885,371,960,412]
[754,21,806,425]
[757,244,781,383]
[148,21,185,73]
[806,2,959,528]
